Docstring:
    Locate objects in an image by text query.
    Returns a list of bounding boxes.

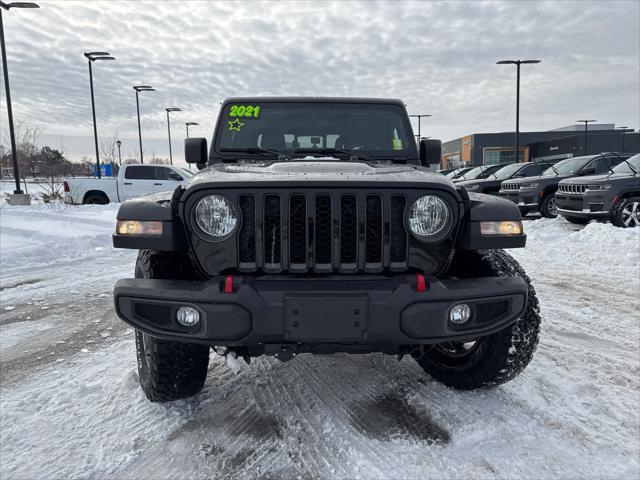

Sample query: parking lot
[1,203,638,479]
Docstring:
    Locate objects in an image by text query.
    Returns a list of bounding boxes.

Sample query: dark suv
[557,153,640,226]
[112,97,540,403]
[499,153,630,217]
[458,161,557,195]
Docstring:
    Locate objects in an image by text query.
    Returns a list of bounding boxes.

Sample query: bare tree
[101,132,119,165]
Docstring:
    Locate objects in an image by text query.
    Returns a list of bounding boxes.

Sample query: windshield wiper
[550,165,560,175]
[221,147,288,160]
[294,148,373,162]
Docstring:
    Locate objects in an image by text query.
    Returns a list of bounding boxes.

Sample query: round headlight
[409,195,450,238]
[195,194,237,238]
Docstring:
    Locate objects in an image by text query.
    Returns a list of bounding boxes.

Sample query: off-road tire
[611,197,640,228]
[563,215,590,225]
[134,250,210,402]
[415,249,541,389]
[540,193,557,218]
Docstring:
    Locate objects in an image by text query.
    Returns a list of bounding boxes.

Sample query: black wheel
[611,197,640,228]
[540,193,557,218]
[84,193,108,205]
[415,250,541,390]
[134,250,210,402]
[563,215,590,225]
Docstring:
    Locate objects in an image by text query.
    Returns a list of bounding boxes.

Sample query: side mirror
[419,139,442,167]
[580,167,596,175]
[185,138,208,168]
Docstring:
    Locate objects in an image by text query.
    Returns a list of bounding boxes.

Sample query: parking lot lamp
[133,85,155,163]
[84,52,115,179]
[577,120,596,155]
[185,121,198,138]
[165,107,181,165]
[497,59,541,163]
[0,1,40,194]
[409,114,432,144]
[116,139,122,165]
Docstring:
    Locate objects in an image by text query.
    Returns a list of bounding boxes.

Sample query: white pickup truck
[63,164,193,204]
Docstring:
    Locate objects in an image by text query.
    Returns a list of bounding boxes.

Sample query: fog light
[176,306,200,327]
[449,304,471,325]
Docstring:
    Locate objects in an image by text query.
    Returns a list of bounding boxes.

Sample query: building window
[483,148,525,165]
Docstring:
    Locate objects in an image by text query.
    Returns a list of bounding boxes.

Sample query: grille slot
[474,300,510,324]
[289,195,307,265]
[558,184,585,194]
[314,195,332,265]
[264,195,281,266]
[390,196,407,263]
[236,191,410,273]
[133,302,173,326]
[340,195,358,265]
[238,195,256,264]
[365,195,383,265]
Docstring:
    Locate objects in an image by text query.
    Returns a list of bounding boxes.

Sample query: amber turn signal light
[480,221,523,236]
[116,220,163,236]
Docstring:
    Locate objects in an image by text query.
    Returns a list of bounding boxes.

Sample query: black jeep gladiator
[112,97,541,403]
[556,153,640,226]
[499,153,631,218]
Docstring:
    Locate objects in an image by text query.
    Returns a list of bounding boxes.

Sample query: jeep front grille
[558,184,586,195]
[500,183,520,192]
[237,192,409,273]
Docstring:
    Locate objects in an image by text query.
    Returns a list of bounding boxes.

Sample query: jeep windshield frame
[210,98,418,164]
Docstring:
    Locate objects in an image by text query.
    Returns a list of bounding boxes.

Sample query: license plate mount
[284,296,368,341]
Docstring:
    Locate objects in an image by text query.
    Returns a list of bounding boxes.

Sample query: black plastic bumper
[114,274,528,349]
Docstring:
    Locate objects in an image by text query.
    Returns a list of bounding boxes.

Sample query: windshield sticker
[392,138,403,150]
[227,118,245,132]
[229,105,261,118]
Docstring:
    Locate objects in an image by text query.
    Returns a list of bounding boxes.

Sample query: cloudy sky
[1,0,638,165]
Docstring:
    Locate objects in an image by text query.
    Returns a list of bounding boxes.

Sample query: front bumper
[114,274,527,349]
[499,191,538,209]
[556,194,612,218]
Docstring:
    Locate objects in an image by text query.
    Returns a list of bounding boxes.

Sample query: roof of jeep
[222,96,405,105]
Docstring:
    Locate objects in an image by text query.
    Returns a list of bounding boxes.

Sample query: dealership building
[441,124,639,169]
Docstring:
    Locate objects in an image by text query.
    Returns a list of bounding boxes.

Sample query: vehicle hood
[560,173,636,185]
[457,178,501,188]
[184,159,454,189]
[501,173,571,185]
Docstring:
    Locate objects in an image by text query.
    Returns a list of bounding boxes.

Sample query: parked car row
[442,152,639,228]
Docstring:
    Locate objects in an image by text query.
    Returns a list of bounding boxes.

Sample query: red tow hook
[223,275,235,294]
[415,274,427,293]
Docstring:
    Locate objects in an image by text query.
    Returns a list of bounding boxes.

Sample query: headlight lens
[586,184,612,191]
[195,194,237,237]
[521,183,538,189]
[409,195,450,238]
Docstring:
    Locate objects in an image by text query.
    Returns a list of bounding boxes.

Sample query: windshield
[492,163,524,180]
[612,154,639,174]
[178,168,194,177]
[543,156,593,176]
[215,101,415,161]
[458,165,501,180]
[446,168,468,178]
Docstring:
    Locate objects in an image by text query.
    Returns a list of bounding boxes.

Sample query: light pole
[165,107,181,165]
[133,85,155,163]
[409,114,431,144]
[185,121,198,138]
[577,120,596,155]
[116,139,122,165]
[84,52,115,179]
[0,1,40,195]
[617,126,629,153]
[497,59,541,163]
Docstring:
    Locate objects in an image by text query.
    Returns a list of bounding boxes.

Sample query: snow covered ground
[1,204,639,479]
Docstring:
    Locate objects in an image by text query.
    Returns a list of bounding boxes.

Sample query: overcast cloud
[1,0,638,165]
